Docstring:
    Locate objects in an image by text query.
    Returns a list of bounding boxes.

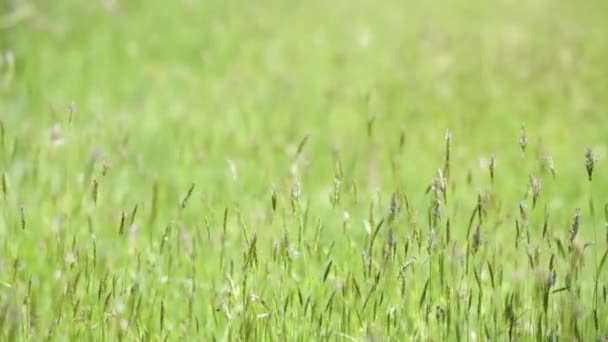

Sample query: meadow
[1,0,608,340]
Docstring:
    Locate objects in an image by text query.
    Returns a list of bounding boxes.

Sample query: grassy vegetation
[1,0,608,340]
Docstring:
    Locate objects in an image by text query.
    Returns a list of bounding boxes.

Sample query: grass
[1,0,608,340]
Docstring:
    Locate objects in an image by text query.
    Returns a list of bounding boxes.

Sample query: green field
[1,0,608,340]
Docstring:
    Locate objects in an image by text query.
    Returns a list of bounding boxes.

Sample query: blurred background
[1,0,608,207]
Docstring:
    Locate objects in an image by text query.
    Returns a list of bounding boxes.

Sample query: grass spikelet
[295,133,310,160]
[585,148,594,181]
[388,191,400,223]
[20,205,25,230]
[519,201,528,228]
[1,172,7,199]
[330,176,341,208]
[570,208,581,244]
[519,124,527,153]
[118,211,125,236]
[542,153,556,178]
[291,176,302,216]
[528,175,541,209]
[180,183,195,209]
[471,224,481,254]
[489,154,496,184]
[270,184,277,212]
[92,179,99,205]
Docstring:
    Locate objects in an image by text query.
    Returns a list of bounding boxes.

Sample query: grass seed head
[331,176,341,207]
[436,169,446,194]
[544,154,556,177]
[431,198,442,226]
[519,124,527,152]
[472,224,481,253]
[528,175,541,209]
[570,208,581,243]
[585,148,594,181]
[389,191,400,221]
[291,176,302,215]
[270,184,277,211]
[519,201,528,224]
[489,154,496,183]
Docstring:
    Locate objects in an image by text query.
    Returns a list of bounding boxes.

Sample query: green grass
[1,0,608,340]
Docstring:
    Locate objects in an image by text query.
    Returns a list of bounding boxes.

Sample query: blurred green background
[3,0,608,214]
[1,0,608,339]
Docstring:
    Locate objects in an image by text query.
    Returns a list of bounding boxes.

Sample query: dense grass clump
[1,0,608,340]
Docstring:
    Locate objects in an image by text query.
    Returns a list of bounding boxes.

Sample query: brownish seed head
[570,208,581,243]
[585,148,594,181]
[489,154,496,182]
